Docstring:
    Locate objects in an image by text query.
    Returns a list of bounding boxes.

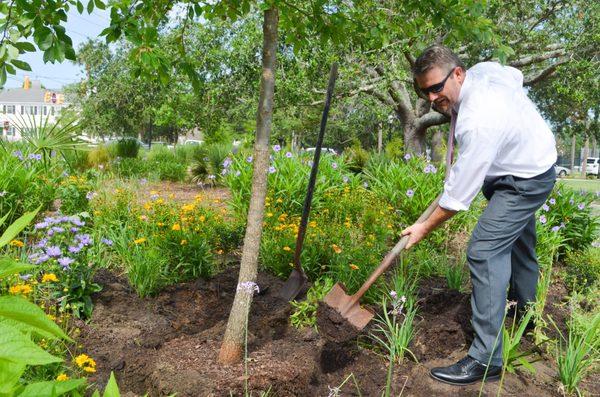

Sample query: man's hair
[412,45,465,76]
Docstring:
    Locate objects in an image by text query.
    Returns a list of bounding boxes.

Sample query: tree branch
[417,110,450,130]
[509,48,566,67]
[523,58,569,86]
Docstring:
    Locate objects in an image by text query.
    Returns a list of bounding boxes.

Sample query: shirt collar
[453,70,471,113]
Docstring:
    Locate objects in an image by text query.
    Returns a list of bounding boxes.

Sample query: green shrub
[87,145,111,169]
[343,141,369,174]
[146,145,177,164]
[116,138,140,158]
[564,247,600,292]
[157,161,187,181]
[384,137,404,161]
[290,278,334,329]
[113,157,150,178]
[56,173,98,214]
[205,142,233,181]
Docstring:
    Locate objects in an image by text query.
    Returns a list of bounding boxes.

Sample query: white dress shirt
[439,62,557,211]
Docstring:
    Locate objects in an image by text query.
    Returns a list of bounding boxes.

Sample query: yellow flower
[74,354,96,369]
[172,223,181,231]
[42,273,58,283]
[199,215,206,222]
[56,373,69,381]
[83,366,96,373]
[215,249,224,255]
[155,198,164,204]
[180,239,188,245]
[9,284,32,295]
[349,264,359,270]
[266,212,273,217]
[309,221,317,228]
[181,203,195,212]
[169,193,175,199]
[283,246,292,251]
[276,198,283,203]
[331,244,342,254]
[9,239,24,247]
[157,222,164,227]
[133,237,147,245]
[150,190,159,195]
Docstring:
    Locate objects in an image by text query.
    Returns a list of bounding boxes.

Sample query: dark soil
[316,301,362,343]
[74,267,583,397]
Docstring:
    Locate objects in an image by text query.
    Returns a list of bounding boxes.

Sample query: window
[20,106,24,115]
[5,105,15,114]
[50,107,55,116]
[5,126,15,136]
[43,106,47,116]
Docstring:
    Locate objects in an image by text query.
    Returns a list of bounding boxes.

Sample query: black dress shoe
[430,356,502,385]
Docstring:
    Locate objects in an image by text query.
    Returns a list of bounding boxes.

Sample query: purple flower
[221,168,228,175]
[577,203,585,210]
[34,254,50,264]
[272,145,281,152]
[35,238,48,248]
[285,151,293,158]
[57,257,75,269]
[237,281,260,294]
[390,290,397,299]
[12,150,23,160]
[46,246,62,257]
[406,189,414,198]
[332,162,338,170]
[235,170,241,177]
[150,194,159,200]
[246,156,253,163]
[19,274,32,281]
[28,153,42,161]
[342,176,349,184]
[363,182,369,188]
[423,164,438,174]
[70,227,79,233]
[51,226,64,234]
[549,198,556,205]
[35,222,49,230]
[539,215,547,224]
[207,174,216,180]
[569,198,574,205]
[68,245,82,254]
[71,218,85,227]
[542,204,550,212]
[140,178,148,185]
[268,166,276,174]
[47,229,55,237]
[101,238,113,246]
[222,157,232,168]
[86,191,97,200]
[404,153,411,161]
[560,222,565,228]
[551,226,560,232]
[76,234,92,246]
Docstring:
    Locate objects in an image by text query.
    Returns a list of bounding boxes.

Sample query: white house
[0,76,67,141]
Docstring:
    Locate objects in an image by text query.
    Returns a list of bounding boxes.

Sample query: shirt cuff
[439,192,470,212]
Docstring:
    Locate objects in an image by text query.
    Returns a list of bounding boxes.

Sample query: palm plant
[9,114,87,170]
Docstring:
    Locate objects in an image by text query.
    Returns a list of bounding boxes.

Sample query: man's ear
[456,67,466,84]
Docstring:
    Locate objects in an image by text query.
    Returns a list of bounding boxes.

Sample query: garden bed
[76,267,577,396]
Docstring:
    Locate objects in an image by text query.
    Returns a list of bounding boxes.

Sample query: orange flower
[331,244,342,254]
[349,264,359,270]
[172,223,181,231]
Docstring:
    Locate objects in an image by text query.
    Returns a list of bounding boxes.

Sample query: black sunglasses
[418,67,456,96]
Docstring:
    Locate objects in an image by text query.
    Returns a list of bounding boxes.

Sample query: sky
[4,8,111,90]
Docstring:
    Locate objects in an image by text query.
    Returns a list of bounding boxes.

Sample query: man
[402,45,557,385]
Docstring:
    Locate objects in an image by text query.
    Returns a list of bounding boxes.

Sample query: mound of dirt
[75,268,572,396]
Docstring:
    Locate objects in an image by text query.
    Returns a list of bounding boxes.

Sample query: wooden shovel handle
[346,194,442,307]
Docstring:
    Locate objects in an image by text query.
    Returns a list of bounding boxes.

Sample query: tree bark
[430,129,443,162]
[582,136,589,176]
[218,7,278,365]
[377,122,383,153]
[570,134,576,172]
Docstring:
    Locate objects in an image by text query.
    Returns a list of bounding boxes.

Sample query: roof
[0,81,62,104]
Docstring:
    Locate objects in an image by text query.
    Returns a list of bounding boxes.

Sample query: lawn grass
[558,178,600,194]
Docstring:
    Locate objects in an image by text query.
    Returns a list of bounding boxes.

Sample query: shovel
[322,194,441,329]
[279,63,339,301]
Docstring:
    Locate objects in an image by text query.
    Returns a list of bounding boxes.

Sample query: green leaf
[36,29,54,51]
[0,322,62,365]
[87,0,94,14]
[6,44,19,60]
[0,258,33,279]
[13,41,36,53]
[0,208,39,248]
[0,359,26,394]
[0,212,9,229]
[5,63,15,74]
[103,372,120,397]
[17,379,86,397]
[94,0,106,11]
[0,65,6,87]
[77,1,84,13]
[11,59,32,71]
[0,296,71,341]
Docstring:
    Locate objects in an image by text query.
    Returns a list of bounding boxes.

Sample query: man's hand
[401,222,430,250]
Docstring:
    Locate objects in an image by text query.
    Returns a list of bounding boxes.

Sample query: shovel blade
[323,283,374,330]
[279,269,309,301]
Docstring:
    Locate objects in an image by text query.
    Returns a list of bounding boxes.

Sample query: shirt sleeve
[439,126,502,211]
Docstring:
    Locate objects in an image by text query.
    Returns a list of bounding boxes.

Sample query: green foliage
[564,247,600,293]
[551,311,600,396]
[115,138,140,159]
[112,157,150,179]
[444,263,468,292]
[56,173,98,215]
[156,161,187,182]
[343,141,369,174]
[290,278,334,330]
[384,137,404,161]
[501,307,540,376]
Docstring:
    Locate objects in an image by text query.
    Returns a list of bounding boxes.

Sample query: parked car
[554,164,570,178]
[583,157,599,177]
[183,139,204,146]
[304,147,338,155]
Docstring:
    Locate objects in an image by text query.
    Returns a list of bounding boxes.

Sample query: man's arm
[401,205,457,249]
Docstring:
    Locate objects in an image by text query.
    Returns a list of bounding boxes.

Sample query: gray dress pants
[466,167,555,366]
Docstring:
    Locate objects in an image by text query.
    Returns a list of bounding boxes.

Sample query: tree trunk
[404,122,425,154]
[218,7,278,365]
[582,136,589,176]
[570,134,576,172]
[377,122,383,153]
[430,129,443,163]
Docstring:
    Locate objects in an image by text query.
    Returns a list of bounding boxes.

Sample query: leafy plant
[444,262,467,292]
[115,138,140,158]
[290,278,334,329]
[550,311,600,396]
[0,208,87,396]
[564,247,600,293]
